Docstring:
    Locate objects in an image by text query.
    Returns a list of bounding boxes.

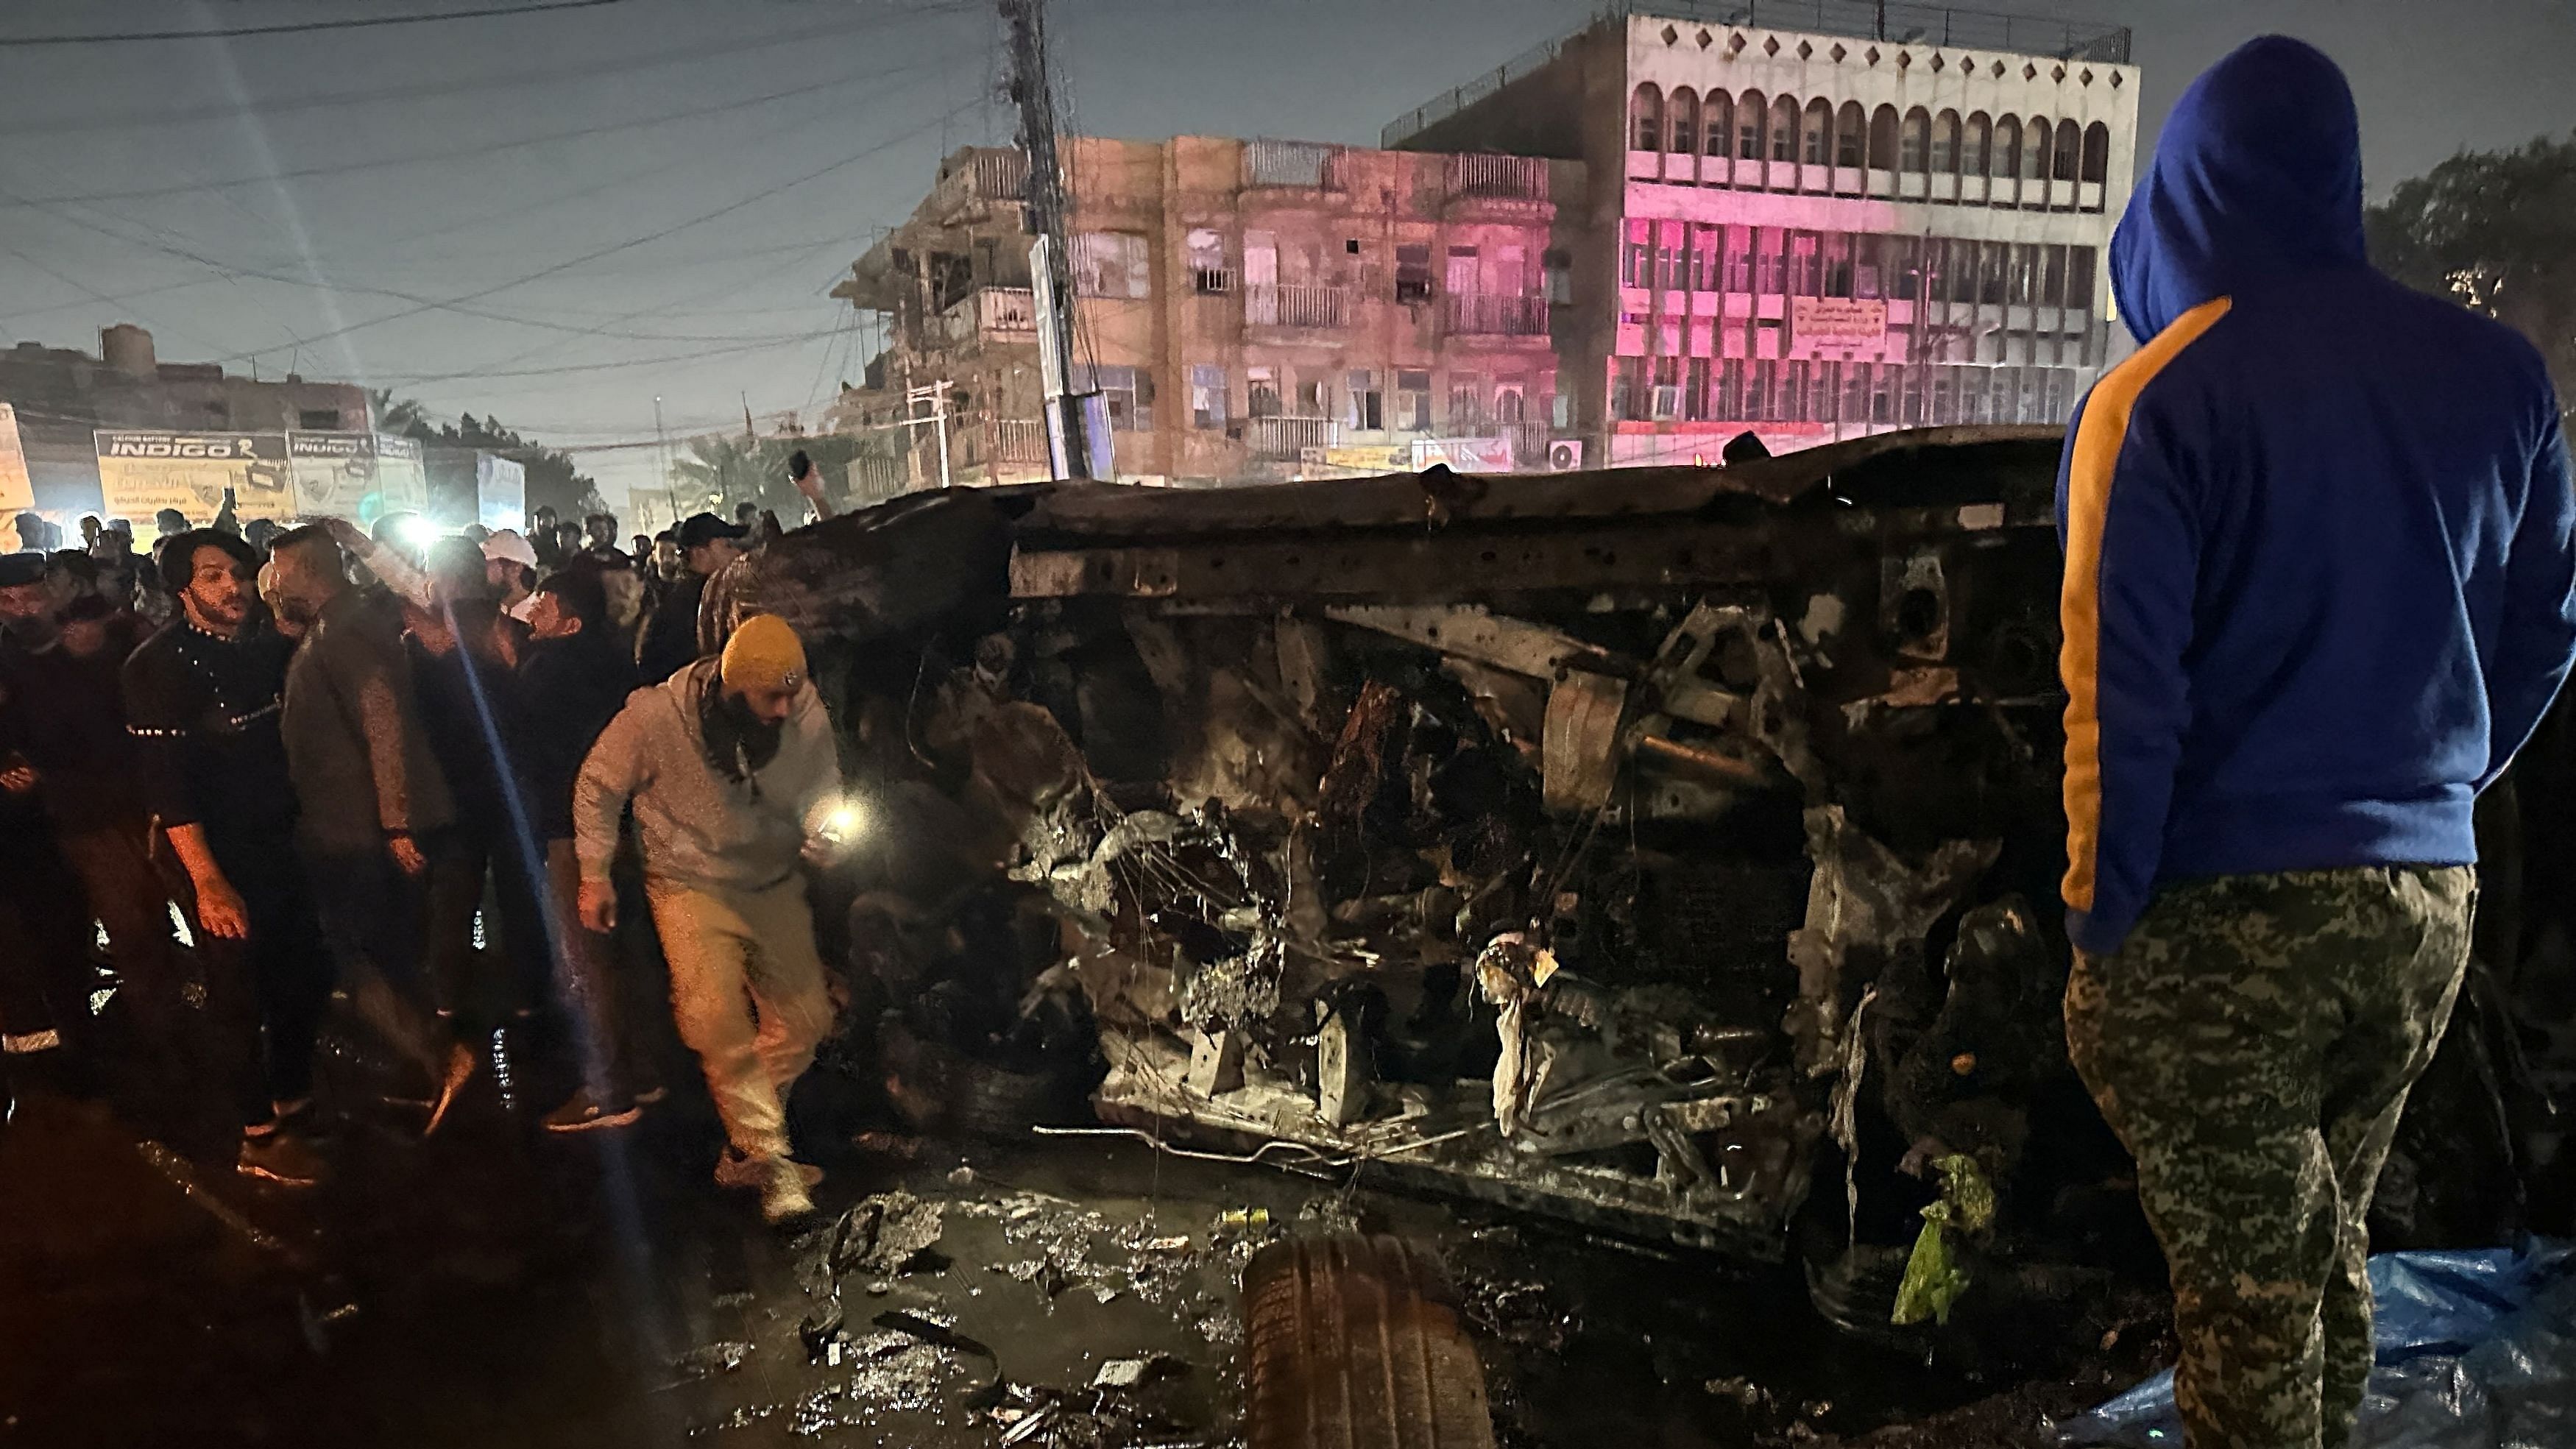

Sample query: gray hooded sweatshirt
[573,656,841,895]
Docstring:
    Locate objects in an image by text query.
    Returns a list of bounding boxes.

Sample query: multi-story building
[1382,0,2138,464]
[830,135,1585,488]
[1,323,373,523]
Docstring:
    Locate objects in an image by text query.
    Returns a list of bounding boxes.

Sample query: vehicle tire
[1244,1234,1496,1449]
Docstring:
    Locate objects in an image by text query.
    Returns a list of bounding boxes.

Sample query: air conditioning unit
[1545,439,1585,472]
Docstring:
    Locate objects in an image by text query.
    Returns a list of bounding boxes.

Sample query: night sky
[1,0,2568,509]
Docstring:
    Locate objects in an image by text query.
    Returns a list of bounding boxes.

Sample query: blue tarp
[2055,1241,2576,1448]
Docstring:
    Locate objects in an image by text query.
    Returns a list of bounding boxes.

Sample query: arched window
[1994,116,2021,179]
[1632,85,1663,152]
[1772,96,1800,162]
[2053,119,2082,181]
[2081,121,2110,183]
[1900,107,1931,172]
[1669,87,1699,154]
[1737,89,1766,160]
[1705,91,1734,156]
[2023,116,2050,180]
[1802,99,1833,166]
[1871,106,1903,170]
[1835,102,1868,169]
[1932,110,1960,174]
[1964,113,1992,174]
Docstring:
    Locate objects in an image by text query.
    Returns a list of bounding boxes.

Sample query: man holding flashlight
[573,613,844,1223]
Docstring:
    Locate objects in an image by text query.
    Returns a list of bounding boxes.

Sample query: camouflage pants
[2066,866,2474,1449]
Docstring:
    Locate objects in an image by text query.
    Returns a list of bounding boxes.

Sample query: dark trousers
[0,825,94,1053]
[55,821,187,1049]
[204,830,336,1127]
[427,821,551,1034]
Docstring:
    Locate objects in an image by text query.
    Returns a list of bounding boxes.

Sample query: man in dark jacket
[519,565,652,1130]
[122,530,333,1184]
[2056,39,2576,1449]
[266,525,467,1130]
[636,511,746,685]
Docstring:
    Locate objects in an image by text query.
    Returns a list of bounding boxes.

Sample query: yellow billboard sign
[95,431,294,526]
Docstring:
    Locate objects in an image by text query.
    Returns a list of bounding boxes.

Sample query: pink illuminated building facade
[1387,1,2140,464]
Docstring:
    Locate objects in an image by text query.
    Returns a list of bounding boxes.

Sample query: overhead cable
[0,0,626,49]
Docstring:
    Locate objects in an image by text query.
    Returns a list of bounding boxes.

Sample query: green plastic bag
[1891,1155,1996,1327]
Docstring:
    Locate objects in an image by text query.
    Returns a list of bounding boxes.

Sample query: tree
[369,393,604,521]
[2368,131,2576,419]
[666,430,866,520]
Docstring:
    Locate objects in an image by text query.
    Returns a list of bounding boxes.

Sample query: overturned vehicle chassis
[727,426,2538,1287]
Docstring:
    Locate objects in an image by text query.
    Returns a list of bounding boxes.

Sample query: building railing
[995,417,1050,466]
[1249,415,1337,461]
[1191,266,1239,296]
[937,287,1037,346]
[1443,291,1550,336]
[1381,0,2131,147]
[1445,152,1549,202]
[1507,419,1557,466]
[1245,283,1351,330]
[969,149,1029,200]
[1247,138,1345,190]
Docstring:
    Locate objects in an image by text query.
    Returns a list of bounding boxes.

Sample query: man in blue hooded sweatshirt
[2057,36,2576,1449]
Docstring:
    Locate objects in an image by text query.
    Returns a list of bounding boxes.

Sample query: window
[2042,245,2068,308]
[1716,358,1744,418]
[1931,112,1958,174]
[1822,233,1854,299]
[1900,110,1928,172]
[1994,117,2021,180]
[1551,391,1572,429]
[1447,245,1479,296]
[2023,116,2050,181]
[2053,119,2082,183]
[1869,106,1901,170]
[2068,247,2098,308]
[1685,356,1710,421]
[1621,221,1652,288]
[1186,228,1231,294]
[1191,364,1227,428]
[1632,83,1663,152]
[2081,122,2112,185]
[1653,233,1681,291]
[1248,365,1281,418]
[298,408,339,430]
[1779,361,1808,421]
[1346,369,1383,431]
[1749,359,1777,420]
[1493,380,1526,425]
[1724,229,1753,291]
[1075,364,1152,430]
[1836,103,1866,169]
[1669,88,1698,154]
[1395,369,1432,431]
[1738,90,1766,160]
[1072,232,1150,298]
[1872,366,1895,424]
[1705,92,1733,157]
[1788,232,1820,296]
[1448,372,1486,430]
[1295,375,1328,417]
[1611,356,1644,421]
[1883,235,1921,301]
[1843,364,1869,423]
[1648,356,1680,419]
[1802,101,1830,165]
[1543,249,1574,304]
[1964,113,1992,176]
[1395,244,1434,303]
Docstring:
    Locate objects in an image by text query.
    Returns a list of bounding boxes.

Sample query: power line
[0,65,876,208]
[0,1,625,48]
[0,4,971,137]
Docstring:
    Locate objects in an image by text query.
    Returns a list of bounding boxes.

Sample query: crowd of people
[0,452,854,1223]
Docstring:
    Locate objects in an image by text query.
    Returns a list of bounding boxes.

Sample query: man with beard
[573,614,843,1222]
[121,530,333,1183]
[517,566,652,1131]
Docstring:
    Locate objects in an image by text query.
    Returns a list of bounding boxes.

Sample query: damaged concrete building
[828,137,1581,494]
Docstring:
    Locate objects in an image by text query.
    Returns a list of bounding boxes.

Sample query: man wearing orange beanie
[573,613,846,1223]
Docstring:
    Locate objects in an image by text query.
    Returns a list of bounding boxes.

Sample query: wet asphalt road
[0,1038,2112,1449]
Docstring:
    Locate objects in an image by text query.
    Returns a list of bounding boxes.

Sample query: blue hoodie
[2057,36,2576,955]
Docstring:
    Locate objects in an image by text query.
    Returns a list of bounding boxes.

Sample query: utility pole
[999,0,1092,479]
[906,380,954,490]
[654,394,672,528]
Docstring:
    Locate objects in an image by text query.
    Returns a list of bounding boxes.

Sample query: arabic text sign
[1789,297,1890,356]
[95,431,294,525]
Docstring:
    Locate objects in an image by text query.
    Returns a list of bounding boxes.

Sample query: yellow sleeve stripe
[2062,297,2233,914]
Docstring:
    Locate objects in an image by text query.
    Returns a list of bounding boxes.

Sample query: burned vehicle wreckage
[713,425,2561,1325]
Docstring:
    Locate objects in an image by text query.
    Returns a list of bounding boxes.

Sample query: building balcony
[929,149,1029,222]
[1248,414,1337,461]
[935,288,1037,348]
[1190,266,1239,297]
[1444,153,1547,205]
[1443,291,1549,338]
[995,417,1050,467]
[1245,283,1351,330]
[1246,138,1344,191]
